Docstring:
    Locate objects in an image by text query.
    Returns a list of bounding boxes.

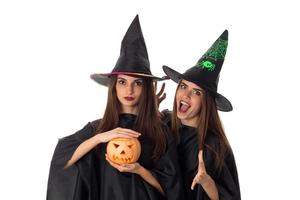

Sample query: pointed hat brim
[162,65,233,112]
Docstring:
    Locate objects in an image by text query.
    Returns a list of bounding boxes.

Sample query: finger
[115,131,140,138]
[198,161,206,173]
[118,128,141,136]
[121,163,133,170]
[117,132,140,138]
[116,133,136,138]
[198,159,204,169]
[105,155,132,172]
[121,163,133,167]
[157,82,166,96]
[158,93,166,104]
[198,150,207,172]
[119,130,141,137]
[105,154,116,166]
[105,154,116,164]
[111,163,128,172]
[154,81,157,92]
[109,133,133,140]
[198,150,204,161]
[191,178,197,190]
[105,155,123,171]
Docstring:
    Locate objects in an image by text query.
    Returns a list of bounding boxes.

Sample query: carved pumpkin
[106,137,141,164]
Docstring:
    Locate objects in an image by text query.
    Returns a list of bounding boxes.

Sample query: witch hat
[91,15,165,86]
[163,30,233,111]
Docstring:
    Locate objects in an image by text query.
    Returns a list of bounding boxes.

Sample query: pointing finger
[198,150,204,162]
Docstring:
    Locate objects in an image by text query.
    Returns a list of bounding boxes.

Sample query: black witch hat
[163,30,233,111]
[91,15,165,86]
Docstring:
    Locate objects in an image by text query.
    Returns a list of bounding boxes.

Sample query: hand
[96,127,141,143]
[191,150,209,190]
[154,81,166,108]
[105,154,142,174]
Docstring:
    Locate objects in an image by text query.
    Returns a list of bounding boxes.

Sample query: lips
[178,100,191,113]
[124,96,135,101]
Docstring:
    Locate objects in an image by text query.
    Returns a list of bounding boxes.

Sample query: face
[175,79,204,127]
[115,74,143,114]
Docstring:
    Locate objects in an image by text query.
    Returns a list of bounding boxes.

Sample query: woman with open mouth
[162,30,241,200]
[47,15,183,200]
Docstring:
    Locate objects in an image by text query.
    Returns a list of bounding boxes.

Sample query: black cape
[162,110,241,200]
[47,113,183,200]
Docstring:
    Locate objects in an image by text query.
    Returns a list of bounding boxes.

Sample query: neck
[121,106,138,115]
[180,117,199,128]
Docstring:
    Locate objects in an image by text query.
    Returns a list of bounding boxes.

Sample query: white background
[1,0,299,199]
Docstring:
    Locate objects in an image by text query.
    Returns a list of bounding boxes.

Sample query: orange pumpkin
[106,137,141,164]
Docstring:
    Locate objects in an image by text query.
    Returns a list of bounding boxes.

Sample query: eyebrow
[179,82,188,88]
[180,82,203,92]
[193,88,203,93]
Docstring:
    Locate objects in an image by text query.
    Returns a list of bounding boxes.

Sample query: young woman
[47,15,182,200]
[162,30,240,200]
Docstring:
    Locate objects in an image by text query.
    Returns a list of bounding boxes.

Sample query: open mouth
[178,100,191,113]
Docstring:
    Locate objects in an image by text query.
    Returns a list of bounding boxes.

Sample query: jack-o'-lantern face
[106,137,141,164]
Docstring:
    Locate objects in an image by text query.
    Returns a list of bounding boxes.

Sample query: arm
[138,165,165,195]
[65,128,141,168]
[195,174,219,200]
[214,151,241,200]
[105,155,165,195]
[64,134,102,168]
[191,150,219,200]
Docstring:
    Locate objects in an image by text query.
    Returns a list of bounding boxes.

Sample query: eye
[192,90,202,96]
[179,84,186,90]
[118,80,126,85]
[135,81,143,86]
[113,144,120,148]
[127,144,133,148]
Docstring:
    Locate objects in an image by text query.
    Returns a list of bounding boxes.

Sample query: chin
[122,102,138,108]
[177,112,189,120]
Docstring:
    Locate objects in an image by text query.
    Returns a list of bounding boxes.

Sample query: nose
[127,83,134,94]
[182,89,192,99]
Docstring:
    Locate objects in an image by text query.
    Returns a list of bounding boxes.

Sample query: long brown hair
[171,82,231,173]
[96,75,166,162]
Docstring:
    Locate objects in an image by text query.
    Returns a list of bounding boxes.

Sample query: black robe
[47,113,183,200]
[162,110,241,200]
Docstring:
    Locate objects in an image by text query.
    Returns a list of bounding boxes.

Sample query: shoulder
[161,109,173,129]
[157,117,177,150]
[205,129,235,162]
[160,121,172,138]
[89,119,101,130]
[59,119,101,142]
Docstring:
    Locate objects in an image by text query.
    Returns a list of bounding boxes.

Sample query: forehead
[180,79,203,90]
[117,74,143,81]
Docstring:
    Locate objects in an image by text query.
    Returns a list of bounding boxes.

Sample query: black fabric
[161,110,241,200]
[162,30,233,112]
[90,15,165,86]
[47,114,183,200]
[114,15,150,74]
